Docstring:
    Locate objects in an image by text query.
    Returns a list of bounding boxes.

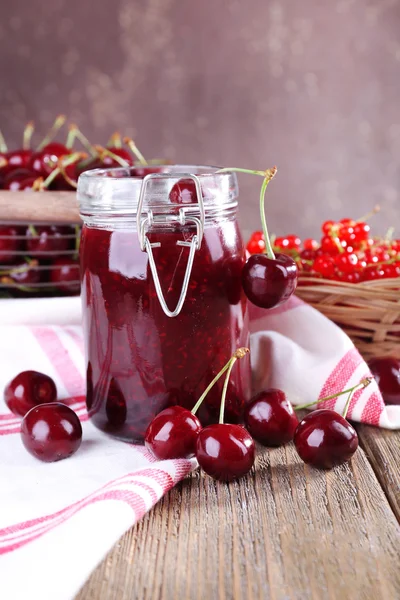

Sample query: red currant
[312,255,335,278]
[303,238,319,251]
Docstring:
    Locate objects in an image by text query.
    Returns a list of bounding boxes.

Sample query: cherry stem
[41,152,83,189]
[216,167,267,177]
[357,204,380,223]
[384,227,394,242]
[95,145,130,168]
[23,121,35,150]
[28,224,38,236]
[68,125,97,156]
[295,377,372,412]
[0,129,7,153]
[37,115,66,151]
[123,137,148,165]
[259,168,277,260]
[107,132,122,148]
[219,347,250,424]
[191,363,231,415]
[191,347,250,417]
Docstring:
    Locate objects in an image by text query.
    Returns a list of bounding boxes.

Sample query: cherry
[3,260,41,287]
[242,252,298,308]
[145,405,202,459]
[4,370,57,417]
[169,179,202,204]
[26,225,72,255]
[21,403,82,462]
[196,423,255,481]
[3,149,33,176]
[368,357,400,405]
[0,225,21,263]
[30,143,69,177]
[294,409,358,469]
[3,168,36,190]
[244,389,299,446]
[50,257,80,294]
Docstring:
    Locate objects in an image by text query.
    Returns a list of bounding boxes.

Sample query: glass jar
[77,165,251,442]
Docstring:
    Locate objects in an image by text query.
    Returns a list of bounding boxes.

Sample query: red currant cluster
[247,214,400,284]
[5,356,399,472]
[0,117,164,297]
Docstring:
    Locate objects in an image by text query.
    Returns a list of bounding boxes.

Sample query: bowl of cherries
[0,116,164,299]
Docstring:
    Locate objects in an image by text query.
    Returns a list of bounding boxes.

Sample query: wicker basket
[295,276,400,359]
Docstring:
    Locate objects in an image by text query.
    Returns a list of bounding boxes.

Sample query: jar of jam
[78,165,251,442]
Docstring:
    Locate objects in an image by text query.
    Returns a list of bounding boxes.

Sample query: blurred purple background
[0,0,399,239]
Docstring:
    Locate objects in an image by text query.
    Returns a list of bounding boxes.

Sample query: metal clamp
[136,173,205,318]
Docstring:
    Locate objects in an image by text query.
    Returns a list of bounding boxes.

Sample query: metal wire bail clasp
[136,172,205,318]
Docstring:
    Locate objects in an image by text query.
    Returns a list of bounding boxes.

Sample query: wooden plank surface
[76,433,400,600]
[357,424,400,521]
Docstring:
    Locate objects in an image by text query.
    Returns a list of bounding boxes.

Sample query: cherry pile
[145,349,373,479]
[0,117,165,297]
[247,212,400,284]
[6,355,398,472]
[5,370,82,462]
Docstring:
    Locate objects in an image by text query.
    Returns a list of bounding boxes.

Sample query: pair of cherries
[145,350,369,480]
[4,370,82,462]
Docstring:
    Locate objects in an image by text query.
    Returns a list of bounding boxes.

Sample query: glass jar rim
[77,164,239,218]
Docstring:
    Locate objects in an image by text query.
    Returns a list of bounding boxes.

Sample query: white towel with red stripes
[0,297,398,600]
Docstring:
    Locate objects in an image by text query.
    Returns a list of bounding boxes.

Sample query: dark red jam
[80,219,251,442]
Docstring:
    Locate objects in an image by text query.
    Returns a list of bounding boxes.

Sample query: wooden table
[76,424,400,600]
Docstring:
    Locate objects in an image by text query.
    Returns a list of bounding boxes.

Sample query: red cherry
[0,225,22,263]
[294,409,358,469]
[244,389,299,446]
[4,370,57,417]
[26,225,72,255]
[3,149,33,176]
[3,168,36,190]
[145,405,202,459]
[303,238,319,251]
[21,403,82,462]
[50,257,80,294]
[169,178,204,204]
[5,260,41,287]
[30,143,69,177]
[367,357,400,405]
[196,424,255,481]
[242,252,298,309]
[321,220,336,234]
[312,255,335,278]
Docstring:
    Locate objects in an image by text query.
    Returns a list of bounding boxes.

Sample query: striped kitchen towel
[0,297,398,600]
